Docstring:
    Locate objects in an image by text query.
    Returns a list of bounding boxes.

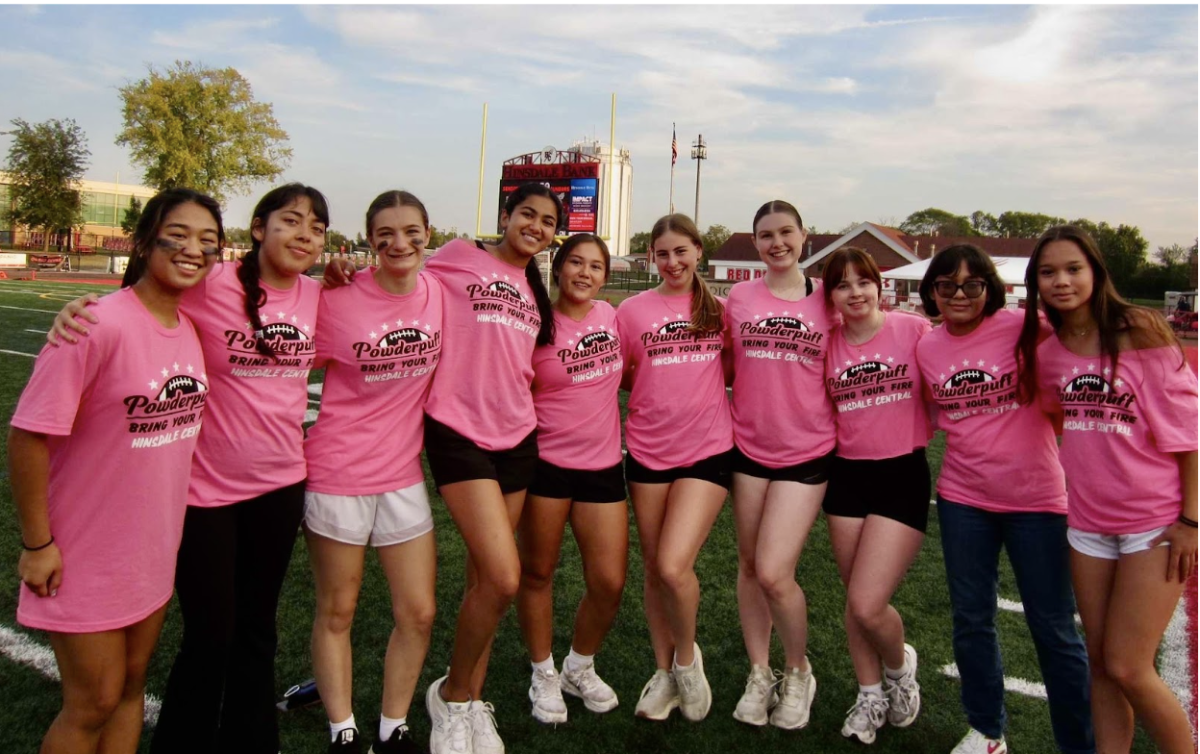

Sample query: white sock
[565,648,593,672]
[330,714,357,742]
[532,655,555,674]
[860,683,884,698]
[379,714,406,741]
[884,657,909,679]
[673,653,694,670]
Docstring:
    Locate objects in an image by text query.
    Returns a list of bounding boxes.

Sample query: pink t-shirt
[532,301,623,470]
[827,311,932,460]
[12,288,207,632]
[182,261,320,507]
[915,309,1067,514]
[727,278,836,467]
[617,288,733,470]
[1038,340,1198,533]
[305,271,443,495]
[423,239,541,451]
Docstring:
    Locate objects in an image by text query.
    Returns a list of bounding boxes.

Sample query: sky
[0,3,1196,252]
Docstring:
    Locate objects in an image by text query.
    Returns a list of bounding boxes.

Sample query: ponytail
[526,257,555,346]
[237,250,276,359]
[689,273,725,334]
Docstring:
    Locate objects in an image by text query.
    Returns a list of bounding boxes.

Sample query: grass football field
[0,277,1172,754]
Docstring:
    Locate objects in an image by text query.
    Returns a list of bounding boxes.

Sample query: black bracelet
[22,536,55,551]
[1179,515,1198,529]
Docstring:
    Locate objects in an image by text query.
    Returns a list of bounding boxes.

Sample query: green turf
[0,278,1160,753]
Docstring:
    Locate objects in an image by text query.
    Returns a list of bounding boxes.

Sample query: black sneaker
[370,725,425,754]
[329,728,362,753]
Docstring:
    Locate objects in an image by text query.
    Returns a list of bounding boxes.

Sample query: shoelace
[638,673,671,702]
[445,705,472,753]
[675,667,697,696]
[846,694,889,730]
[472,702,502,744]
[778,674,808,708]
[742,670,775,704]
[886,674,919,715]
[568,664,603,694]
[533,668,562,705]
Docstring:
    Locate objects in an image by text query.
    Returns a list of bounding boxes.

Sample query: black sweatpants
[150,481,306,754]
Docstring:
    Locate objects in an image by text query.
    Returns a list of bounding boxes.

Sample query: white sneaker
[884,643,921,728]
[841,691,889,745]
[469,701,503,754]
[732,665,779,726]
[634,669,679,721]
[770,664,816,730]
[561,659,619,713]
[951,728,1007,754]
[672,643,712,721]
[425,676,473,754]
[528,666,568,724]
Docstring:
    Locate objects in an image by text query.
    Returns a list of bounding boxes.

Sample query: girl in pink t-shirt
[914,244,1092,754]
[303,191,441,752]
[726,200,832,731]
[12,188,220,754]
[617,213,733,724]
[1016,225,1197,754]
[51,183,330,754]
[517,234,628,725]
[821,248,931,745]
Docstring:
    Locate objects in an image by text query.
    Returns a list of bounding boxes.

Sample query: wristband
[22,536,55,551]
[1179,515,1198,529]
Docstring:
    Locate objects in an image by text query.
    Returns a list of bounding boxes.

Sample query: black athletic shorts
[423,415,538,495]
[528,458,627,504]
[732,446,835,485]
[822,448,930,533]
[624,448,734,490]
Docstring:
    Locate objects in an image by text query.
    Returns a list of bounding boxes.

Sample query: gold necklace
[1068,324,1094,338]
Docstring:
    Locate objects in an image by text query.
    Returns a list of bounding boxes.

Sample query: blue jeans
[938,497,1094,754]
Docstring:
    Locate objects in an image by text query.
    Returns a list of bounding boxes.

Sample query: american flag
[671,124,678,167]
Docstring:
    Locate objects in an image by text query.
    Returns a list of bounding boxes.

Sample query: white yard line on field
[941,663,1048,699]
[0,623,161,726]
[0,304,60,315]
[2,348,38,358]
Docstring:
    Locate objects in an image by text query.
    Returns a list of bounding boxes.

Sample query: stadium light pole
[691,134,707,226]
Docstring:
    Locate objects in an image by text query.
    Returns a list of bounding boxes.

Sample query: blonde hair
[650,213,724,334]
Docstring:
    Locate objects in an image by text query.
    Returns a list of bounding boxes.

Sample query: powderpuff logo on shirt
[737,310,825,365]
[123,364,208,448]
[351,320,442,384]
[466,274,540,338]
[223,311,316,378]
[1056,364,1137,436]
[827,353,915,413]
[641,313,723,367]
[557,325,621,383]
[930,358,1019,420]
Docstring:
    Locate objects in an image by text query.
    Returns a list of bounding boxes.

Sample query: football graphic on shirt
[658,320,692,335]
[761,316,808,331]
[945,368,994,388]
[1065,374,1111,393]
[157,375,208,401]
[489,281,525,300]
[840,361,888,380]
[260,322,309,341]
[577,331,615,351]
[380,328,430,347]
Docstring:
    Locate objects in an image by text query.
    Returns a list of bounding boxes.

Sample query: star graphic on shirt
[887,356,895,364]
[939,373,947,381]
[369,331,377,339]
[149,379,159,390]
[277,311,286,319]
[504,274,510,281]
[753,314,760,321]
[160,367,169,377]
[977,360,985,367]
[245,321,253,330]
[492,272,499,279]
[576,331,583,338]
[291,315,298,324]
[992,365,1000,372]
[962,358,970,366]
[173,362,180,372]
[480,275,489,283]
[1103,366,1111,375]
[808,321,816,328]
[845,359,853,366]
[767,311,774,317]
[187,364,194,374]
[1115,378,1124,387]
[676,313,686,320]
[599,325,607,331]
[260,313,270,323]
[1061,375,1068,383]
[396,319,405,327]
[587,326,594,332]
[1072,366,1080,374]
[381,323,390,331]
[949,364,957,373]
[424,323,432,331]
[1087,363,1095,372]
[859,354,867,361]
[411,320,421,327]
[651,321,660,329]
[303,324,310,333]
[875,353,882,360]
[567,339,575,346]
[201,373,207,381]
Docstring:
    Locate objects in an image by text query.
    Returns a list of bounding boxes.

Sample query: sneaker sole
[769,675,816,731]
[561,681,619,713]
[732,708,770,726]
[634,698,679,721]
[529,688,568,724]
[841,724,878,745]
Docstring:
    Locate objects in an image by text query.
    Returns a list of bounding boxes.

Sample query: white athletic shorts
[1067,525,1169,560]
[304,481,433,547]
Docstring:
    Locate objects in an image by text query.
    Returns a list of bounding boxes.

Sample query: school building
[0,172,158,251]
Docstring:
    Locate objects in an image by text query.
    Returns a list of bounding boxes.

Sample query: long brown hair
[649,213,724,334]
[1015,224,1181,405]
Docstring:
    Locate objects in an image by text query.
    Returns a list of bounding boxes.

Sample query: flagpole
[669,122,676,215]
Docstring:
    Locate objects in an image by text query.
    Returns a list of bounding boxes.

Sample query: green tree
[2,118,90,253]
[326,229,349,253]
[970,210,998,236]
[1189,239,1198,289]
[119,196,142,236]
[701,224,732,262]
[995,211,1064,238]
[225,226,253,245]
[899,208,975,237]
[116,61,292,204]
[1156,243,1188,270]
[629,231,651,256]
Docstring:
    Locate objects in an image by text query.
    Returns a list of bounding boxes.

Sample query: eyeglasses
[933,280,986,299]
